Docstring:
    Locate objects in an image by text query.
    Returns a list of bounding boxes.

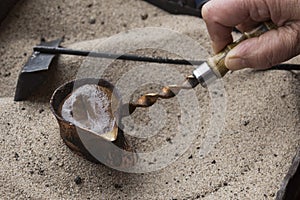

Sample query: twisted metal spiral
[119,75,199,117]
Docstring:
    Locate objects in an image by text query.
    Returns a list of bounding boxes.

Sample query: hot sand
[0,0,299,199]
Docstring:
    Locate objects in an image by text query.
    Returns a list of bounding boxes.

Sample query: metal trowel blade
[14,38,63,101]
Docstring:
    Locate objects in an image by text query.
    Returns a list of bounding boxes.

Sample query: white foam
[61,84,115,135]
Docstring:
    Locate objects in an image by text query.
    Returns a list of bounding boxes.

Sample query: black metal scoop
[14,39,63,101]
[14,38,205,101]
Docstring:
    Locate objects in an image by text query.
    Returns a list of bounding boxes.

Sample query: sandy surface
[0,0,299,199]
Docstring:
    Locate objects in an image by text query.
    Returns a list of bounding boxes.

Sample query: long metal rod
[33,46,205,65]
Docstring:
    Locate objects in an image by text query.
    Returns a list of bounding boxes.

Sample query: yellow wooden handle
[207,21,277,77]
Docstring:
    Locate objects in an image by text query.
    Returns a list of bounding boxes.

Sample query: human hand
[201,0,300,70]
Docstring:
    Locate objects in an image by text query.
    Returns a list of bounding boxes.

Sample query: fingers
[201,0,275,53]
[235,17,260,32]
[202,0,251,52]
[225,22,300,70]
[202,0,300,70]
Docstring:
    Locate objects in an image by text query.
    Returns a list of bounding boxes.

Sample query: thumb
[225,23,300,70]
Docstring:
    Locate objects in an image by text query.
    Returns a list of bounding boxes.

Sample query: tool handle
[208,21,277,77]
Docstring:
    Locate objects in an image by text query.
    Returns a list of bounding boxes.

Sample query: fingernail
[225,51,247,70]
